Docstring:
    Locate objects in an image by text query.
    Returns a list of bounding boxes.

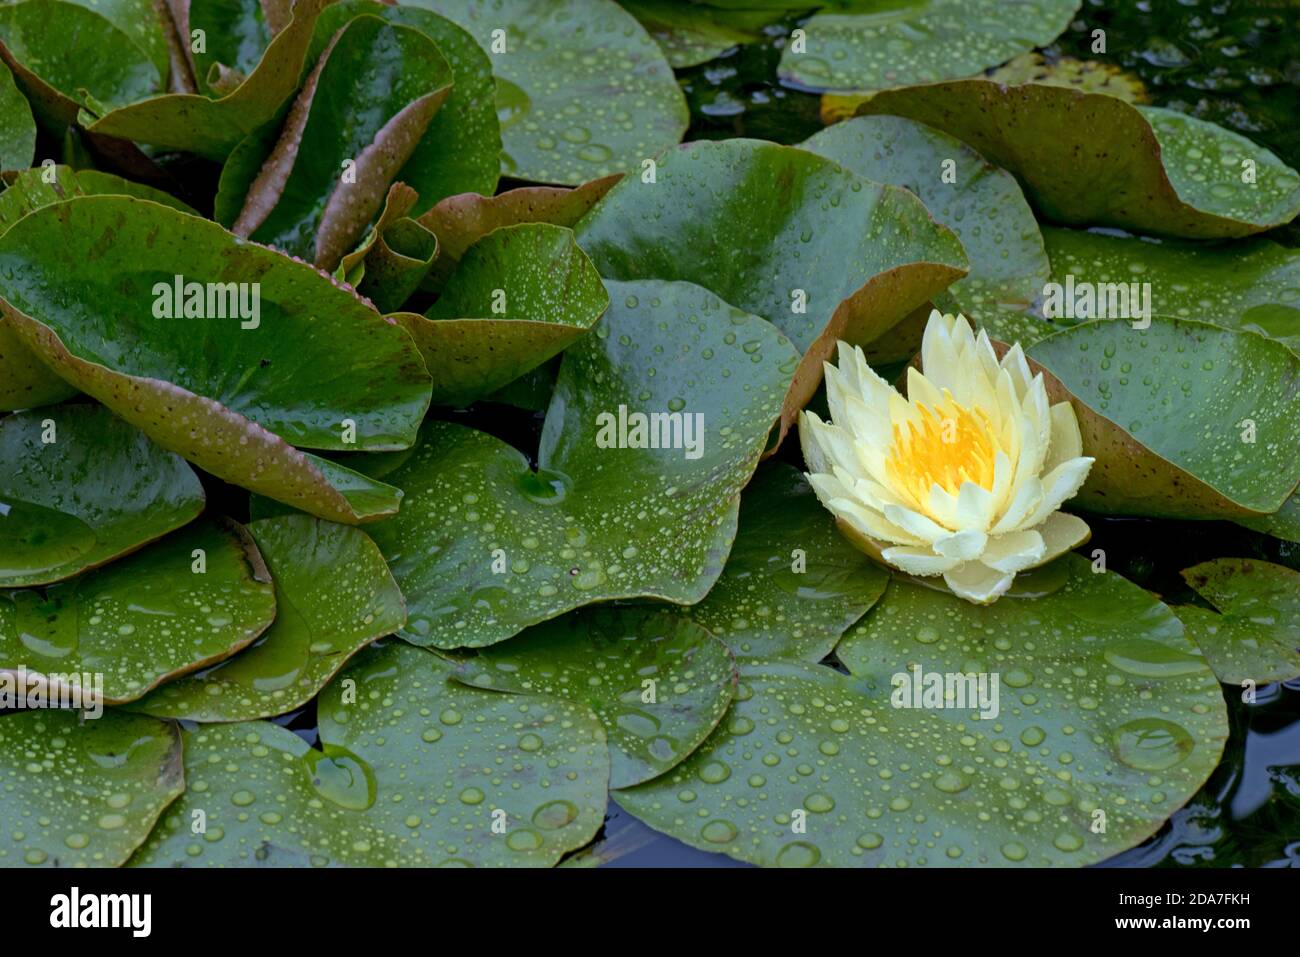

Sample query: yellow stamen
[885,396,998,513]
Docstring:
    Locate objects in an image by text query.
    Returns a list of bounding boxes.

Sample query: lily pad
[417,174,619,287]
[311,1,502,212]
[0,710,183,867]
[420,0,689,185]
[336,183,438,314]
[1041,227,1300,350]
[362,278,798,649]
[0,195,430,522]
[232,14,453,269]
[779,0,1079,93]
[679,461,889,662]
[83,0,328,161]
[575,137,967,433]
[857,80,1300,238]
[396,222,608,406]
[0,0,161,120]
[184,0,278,96]
[619,0,774,68]
[0,519,276,704]
[128,515,405,722]
[1025,318,1300,518]
[455,605,736,787]
[800,114,1051,320]
[68,0,169,80]
[0,166,199,411]
[0,404,205,586]
[1237,494,1300,544]
[619,554,1228,866]
[1175,558,1300,686]
[0,59,34,169]
[130,641,608,866]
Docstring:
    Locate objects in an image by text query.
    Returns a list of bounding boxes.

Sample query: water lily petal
[1044,400,1083,471]
[933,528,988,561]
[991,475,1043,534]
[1021,456,1096,530]
[881,544,961,576]
[954,480,995,531]
[943,561,1015,604]
[883,502,951,544]
[1034,510,1092,561]
[980,528,1046,573]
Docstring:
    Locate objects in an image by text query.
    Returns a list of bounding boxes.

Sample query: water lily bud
[798,310,1095,604]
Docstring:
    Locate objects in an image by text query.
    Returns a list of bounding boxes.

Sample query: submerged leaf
[0,195,430,522]
[1026,318,1300,518]
[129,515,405,722]
[396,222,608,406]
[422,0,688,185]
[0,404,204,586]
[620,555,1228,867]
[131,641,608,866]
[456,605,736,787]
[858,80,1300,238]
[0,519,276,704]
[363,278,798,649]
[1175,558,1300,685]
[0,710,183,867]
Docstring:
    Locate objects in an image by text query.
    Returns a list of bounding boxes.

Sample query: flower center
[886,398,997,510]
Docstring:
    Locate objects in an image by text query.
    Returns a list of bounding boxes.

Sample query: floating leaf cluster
[0,0,1296,869]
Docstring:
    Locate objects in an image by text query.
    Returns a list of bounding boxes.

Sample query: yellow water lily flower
[799,310,1095,604]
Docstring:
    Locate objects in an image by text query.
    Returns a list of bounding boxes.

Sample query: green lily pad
[619,0,774,68]
[1175,558,1300,685]
[420,0,689,185]
[619,554,1229,866]
[575,137,967,433]
[0,404,205,586]
[311,1,502,212]
[800,115,1051,322]
[0,519,276,704]
[66,0,169,80]
[778,0,1079,93]
[185,0,277,96]
[232,14,452,269]
[128,514,406,722]
[417,173,619,287]
[1237,494,1300,544]
[396,222,608,406]
[858,80,1300,238]
[0,0,161,120]
[678,461,889,662]
[130,641,608,866]
[0,710,183,867]
[1041,227,1300,350]
[455,605,736,787]
[0,166,198,411]
[0,59,34,169]
[336,183,438,314]
[1025,318,1300,518]
[0,195,430,523]
[363,278,798,649]
[83,0,328,161]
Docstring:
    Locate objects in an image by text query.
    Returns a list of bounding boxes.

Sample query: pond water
[589,0,1300,868]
